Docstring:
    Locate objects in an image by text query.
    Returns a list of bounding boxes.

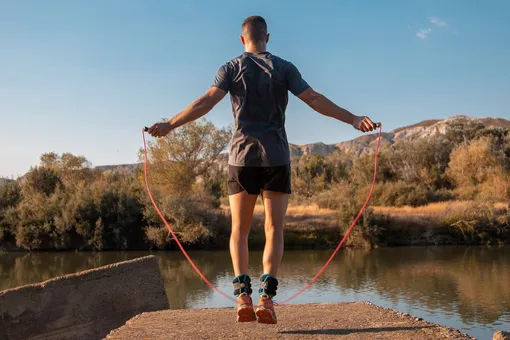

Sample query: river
[1,246,508,339]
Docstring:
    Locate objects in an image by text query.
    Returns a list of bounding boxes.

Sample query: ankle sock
[259,273,278,297]
[232,274,252,296]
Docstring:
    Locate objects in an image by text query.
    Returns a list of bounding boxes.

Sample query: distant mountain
[94,163,141,175]
[95,115,510,173]
[289,115,510,157]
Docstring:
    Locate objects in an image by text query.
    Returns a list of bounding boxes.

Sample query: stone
[0,255,169,340]
[106,302,472,340]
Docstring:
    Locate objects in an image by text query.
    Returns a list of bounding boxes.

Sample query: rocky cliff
[289,115,509,157]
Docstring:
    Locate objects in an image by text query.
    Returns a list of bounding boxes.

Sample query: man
[148,15,377,324]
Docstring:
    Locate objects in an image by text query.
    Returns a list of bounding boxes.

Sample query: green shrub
[145,226,171,249]
[336,194,389,248]
[315,181,356,209]
[23,167,63,196]
[143,196,228,247]
[0,181,21,210]
[439,202,510,244]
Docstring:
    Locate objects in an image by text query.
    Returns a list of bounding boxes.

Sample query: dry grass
[253,203,334,217]
[218,200,510,247]
[223,201,509,220]
[372,201,508,218]
[221,202,335,218]
[219,200,509,234]
[221,203,338,230]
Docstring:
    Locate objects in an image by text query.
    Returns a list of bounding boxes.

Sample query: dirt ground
[105,302,473,339]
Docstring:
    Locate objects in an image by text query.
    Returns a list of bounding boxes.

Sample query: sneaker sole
[237,306,256,322]
[256,308,277,324]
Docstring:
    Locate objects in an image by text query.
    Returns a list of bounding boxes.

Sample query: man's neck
[245,43,267,54]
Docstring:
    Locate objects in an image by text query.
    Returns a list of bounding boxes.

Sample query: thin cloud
[429,16,447,28]
[416,28,432,39]
[415,17,449,39]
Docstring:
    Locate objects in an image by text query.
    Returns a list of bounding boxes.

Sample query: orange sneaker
[256,294,277,324]
[236,293,256,322]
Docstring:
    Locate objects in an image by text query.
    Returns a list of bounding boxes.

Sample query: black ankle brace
[232,274,252,296]
[259,274,278,297]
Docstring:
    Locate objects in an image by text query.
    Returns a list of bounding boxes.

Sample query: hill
[289,115,510,157]
[95,115,510,174]
[94,163,141,175]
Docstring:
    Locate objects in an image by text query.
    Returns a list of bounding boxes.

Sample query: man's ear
[240,35,246,46]
[266,33,270,43]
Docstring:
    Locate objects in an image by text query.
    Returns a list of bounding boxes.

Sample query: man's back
[213,52,309,167]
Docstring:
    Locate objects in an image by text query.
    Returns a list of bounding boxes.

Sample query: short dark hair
[242,16,268,43]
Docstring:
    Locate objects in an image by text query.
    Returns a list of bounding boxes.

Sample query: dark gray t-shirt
[212,52,310,167]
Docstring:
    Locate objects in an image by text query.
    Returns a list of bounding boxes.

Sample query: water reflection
[0,252,143,291]
[1,246,509,339]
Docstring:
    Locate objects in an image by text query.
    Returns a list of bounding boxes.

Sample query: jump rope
[142,123,383,304]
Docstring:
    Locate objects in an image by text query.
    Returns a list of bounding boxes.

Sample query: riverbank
[244,200,510,249]
[1,201,508,252]
[106,302,473,340]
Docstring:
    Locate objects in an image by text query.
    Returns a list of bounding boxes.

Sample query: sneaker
[256,294,277,324]
[236,292,256,322]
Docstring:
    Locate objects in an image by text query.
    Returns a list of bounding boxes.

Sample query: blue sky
[1,0,509,177]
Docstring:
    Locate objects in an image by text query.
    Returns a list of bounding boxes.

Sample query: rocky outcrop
[289,115,510,158]
[290,142,339,157]
[0,255,169,340]
[106,301,473,340]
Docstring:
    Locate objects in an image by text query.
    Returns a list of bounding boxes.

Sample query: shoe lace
[238,296,252,305]
[256,295,278,308]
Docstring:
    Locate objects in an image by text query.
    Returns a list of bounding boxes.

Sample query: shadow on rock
[280,326,435,335]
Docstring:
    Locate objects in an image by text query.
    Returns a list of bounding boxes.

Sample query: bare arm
[297,87,376,132]
[298,87,356,124]
[148,87,227,137]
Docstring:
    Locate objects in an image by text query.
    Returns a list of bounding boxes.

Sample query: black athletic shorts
[227,165,291,196]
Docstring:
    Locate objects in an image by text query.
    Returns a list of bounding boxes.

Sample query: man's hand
[148,122,173,137]
[352,116,377,133]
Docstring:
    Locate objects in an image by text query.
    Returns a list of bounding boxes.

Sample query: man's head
[241,16,269,49]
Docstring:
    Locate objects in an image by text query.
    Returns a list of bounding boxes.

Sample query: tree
[200,163,228,206]
[350,151,392,188]
[0,181,21,243]
[444,121,485,146]
[40,152,60,169]
[40,152,93,184]
[447,137,509,200]
[0,181,21,210]
[23,167,63,196]
[140,118,231,196]
[385,136,453,189]
[292,154,338,197]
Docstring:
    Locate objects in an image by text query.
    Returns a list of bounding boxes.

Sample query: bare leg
[229,191,258,276]
[261,190,289,276]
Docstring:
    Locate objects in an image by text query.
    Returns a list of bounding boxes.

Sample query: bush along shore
[1,118,510,251]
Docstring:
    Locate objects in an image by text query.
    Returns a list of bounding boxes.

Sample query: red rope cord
[280,124,382,304]
[142,131,237,303]
[142,124,382,305]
